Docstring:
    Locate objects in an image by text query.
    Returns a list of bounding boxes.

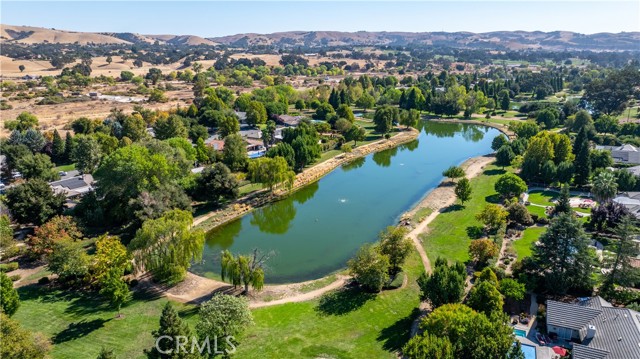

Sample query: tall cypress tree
[147,303,199,359]
[64,132,74,163]
[573,127,591,186]
[51,130,65,164]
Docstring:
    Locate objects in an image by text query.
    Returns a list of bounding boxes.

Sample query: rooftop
[547,297,640,359]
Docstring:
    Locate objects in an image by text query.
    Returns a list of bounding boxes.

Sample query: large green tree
[4,180,65,225]
[220,249,267,294]
[129,210,205,285]
[222,134,247,172]
[373,105,398,134]
[0,313,50,359]
[467,280,504,316]
[532,213,596,294]
[417,258,466,308]
[193,163,240,203]
[592,171,618,203]
[15,153,57,181]
[573,127,591,186]
[72,135,103,174]
[404,304,514,359]
[247,156,295,192]
[378,226,412,275]
[347,243,390,292]
[494,173,527,199]
[196,295,253,358]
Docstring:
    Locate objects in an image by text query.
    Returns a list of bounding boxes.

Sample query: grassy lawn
[54,163,76,172]
[239,182,263,195]
[514,226,546,259]
[235,250,423,358]
[14,251,423,359]
[13,285,192,359]
[527,190,558,206]
[526,205,548,218]
[419,164,507,263]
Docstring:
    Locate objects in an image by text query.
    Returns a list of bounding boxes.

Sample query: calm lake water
[190,122,500,283]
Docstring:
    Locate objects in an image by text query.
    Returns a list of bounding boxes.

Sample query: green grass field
[527,190,558,206]
[513,226,546,259]
[13,285,192,359]
[235,251,423,358]
[14,250,423,359]
[526,205,548,218]
[419,165,507,263]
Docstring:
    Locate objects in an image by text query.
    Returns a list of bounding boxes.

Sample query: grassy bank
[419,164,508,263]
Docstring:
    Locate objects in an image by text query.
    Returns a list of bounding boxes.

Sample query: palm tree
[592,171,618,203]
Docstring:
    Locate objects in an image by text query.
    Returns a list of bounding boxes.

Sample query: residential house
[275,115,304,127]
[49,175,94,199]
[613,192,640,219]
[546,297,640,359]
[626,165,640,177]
[595,144,640,164]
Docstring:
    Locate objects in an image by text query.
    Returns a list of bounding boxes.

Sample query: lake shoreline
[162,153,496,307]
[428,118,516,139]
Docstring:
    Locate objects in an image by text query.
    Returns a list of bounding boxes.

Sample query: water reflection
[372,146,398,167]
[250,199,296,234]
[399,139,419,152]
[421,121,487,143]
[206,218,242,249]
[342,157,366,172]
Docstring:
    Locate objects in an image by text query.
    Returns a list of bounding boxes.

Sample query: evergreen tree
[602,216,640,292]
[532,213,596,294]
[51,130,65,164]
[555,184,572,215]
[573,127,591,186]
[147,303,199,359]
[64,132,74,163]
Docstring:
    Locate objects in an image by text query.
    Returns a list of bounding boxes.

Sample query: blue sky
[2,1,639,37]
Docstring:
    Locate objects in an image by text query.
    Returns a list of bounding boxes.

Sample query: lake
[190,122,500,283]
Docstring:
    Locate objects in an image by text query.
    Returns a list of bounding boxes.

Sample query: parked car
[59,171,68,176]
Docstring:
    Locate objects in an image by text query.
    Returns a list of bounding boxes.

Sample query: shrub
[9,274,21,281]
[38,276,50,285]
[340,143,352,153]
[0,262,19,272]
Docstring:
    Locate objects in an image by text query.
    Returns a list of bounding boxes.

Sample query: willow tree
[221,249,269,294]
[129,209,204,285]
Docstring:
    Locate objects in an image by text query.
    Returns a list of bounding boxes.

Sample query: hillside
[1,24,638,51]
[209,30,640,51]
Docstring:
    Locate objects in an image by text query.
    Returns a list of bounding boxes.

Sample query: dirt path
[249,275,349,308]
[160,271,352,308]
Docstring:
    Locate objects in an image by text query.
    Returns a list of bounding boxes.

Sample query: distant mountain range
[2,24,639,51]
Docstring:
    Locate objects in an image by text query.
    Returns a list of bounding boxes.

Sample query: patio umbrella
[552,346,567,356]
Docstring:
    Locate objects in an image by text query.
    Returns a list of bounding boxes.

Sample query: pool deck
[516,335,556,359]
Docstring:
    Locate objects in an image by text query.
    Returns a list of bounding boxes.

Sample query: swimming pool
[514,329,527,337]
[521,343,536,359]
